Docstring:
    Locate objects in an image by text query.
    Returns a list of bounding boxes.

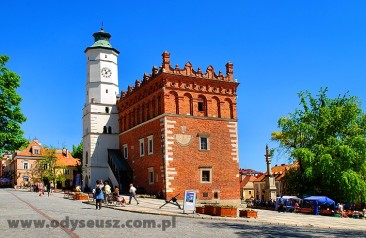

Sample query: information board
[183,190,196,213]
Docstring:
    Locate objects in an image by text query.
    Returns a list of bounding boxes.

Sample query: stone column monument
[264,144,277,201]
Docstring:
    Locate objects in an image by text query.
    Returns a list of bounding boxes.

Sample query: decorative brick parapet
[119,52,238,101]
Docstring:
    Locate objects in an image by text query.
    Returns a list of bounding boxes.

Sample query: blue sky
[2,1,366,172]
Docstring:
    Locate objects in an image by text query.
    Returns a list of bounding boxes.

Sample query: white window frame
[148,167,154,184]
[43,163,49,170]
[147,135,153,155]
[23,162,29,170]
[139,138,145,157]
[123,144,128,159]
[200,168,212,183]
[199,135,209,151]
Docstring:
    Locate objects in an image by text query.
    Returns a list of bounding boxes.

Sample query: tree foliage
[0,55,27,154]
[71,141,82,159]
[272,88,366,203]
[31,148,66,186]
[72,141,83,174]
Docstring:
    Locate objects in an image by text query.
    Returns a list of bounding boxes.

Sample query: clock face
[101,67,112,78]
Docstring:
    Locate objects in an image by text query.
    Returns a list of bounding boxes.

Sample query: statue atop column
[264,144,277,201]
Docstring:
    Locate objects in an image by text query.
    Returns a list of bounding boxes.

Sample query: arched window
[152,99,156,117]
[212,96,221,118]
[157,95,162,114]
[146,101,150,120]
[197,95,207,117]
[108,126,112,134]
[141,105,145,122]
[169,91,179,114]
[223,98,234,119]
[85,151,88,165]
[105,107,109,113]
[183,93,193,115]
[103,126,107,133]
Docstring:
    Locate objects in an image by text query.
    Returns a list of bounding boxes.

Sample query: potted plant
[239,209,258,218]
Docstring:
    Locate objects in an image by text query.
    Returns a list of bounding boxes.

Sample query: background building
[11,138,79,188]
[253,163,297,201]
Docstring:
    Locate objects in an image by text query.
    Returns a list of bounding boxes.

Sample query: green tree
[72,141,83,174]
[32,148,66,188]
[0,55,28,154]
[272,88,366,203]
[71,141,82,159]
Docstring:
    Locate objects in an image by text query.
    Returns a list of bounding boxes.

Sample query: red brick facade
[117,52,240,204]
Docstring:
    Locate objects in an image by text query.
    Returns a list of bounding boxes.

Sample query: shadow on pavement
[198,220,366,238]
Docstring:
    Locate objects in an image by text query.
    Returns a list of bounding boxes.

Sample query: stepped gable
[118,51,238,103]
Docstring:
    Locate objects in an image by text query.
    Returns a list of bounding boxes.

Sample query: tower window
[103,126,107,134]
[105,107,109,113]
[108,126,112,134]
[106,89,108,93]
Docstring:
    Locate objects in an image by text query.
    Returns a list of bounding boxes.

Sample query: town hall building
[82,29,240,205]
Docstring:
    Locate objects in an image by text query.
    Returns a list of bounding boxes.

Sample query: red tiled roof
[240,174,257,187]
[15,139,79,167]
[55,150,80,167]
[15,140,45,157]
[253,163,298,182]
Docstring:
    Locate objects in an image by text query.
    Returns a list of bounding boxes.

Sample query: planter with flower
[195,206,205,214]
[239,209,258,218]
[216,206,237,217]
[204,204,220,216]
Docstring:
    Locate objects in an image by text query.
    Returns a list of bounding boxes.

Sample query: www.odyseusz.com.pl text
[7,216,176,231]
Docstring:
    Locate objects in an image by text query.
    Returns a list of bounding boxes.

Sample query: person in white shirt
[128,184,139,205]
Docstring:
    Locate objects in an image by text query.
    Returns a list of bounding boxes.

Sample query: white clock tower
[82,28,120,190]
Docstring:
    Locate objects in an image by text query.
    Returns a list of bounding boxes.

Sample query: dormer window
[32,146,40,154]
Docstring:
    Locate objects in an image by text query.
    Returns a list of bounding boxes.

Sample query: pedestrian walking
[94,180,104,210]
[128,183,139,205]
[278,196,284,213]
[103,181,111,203]
[38,182,44,196]
[46,182,51,197]
[50,181,54,193]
